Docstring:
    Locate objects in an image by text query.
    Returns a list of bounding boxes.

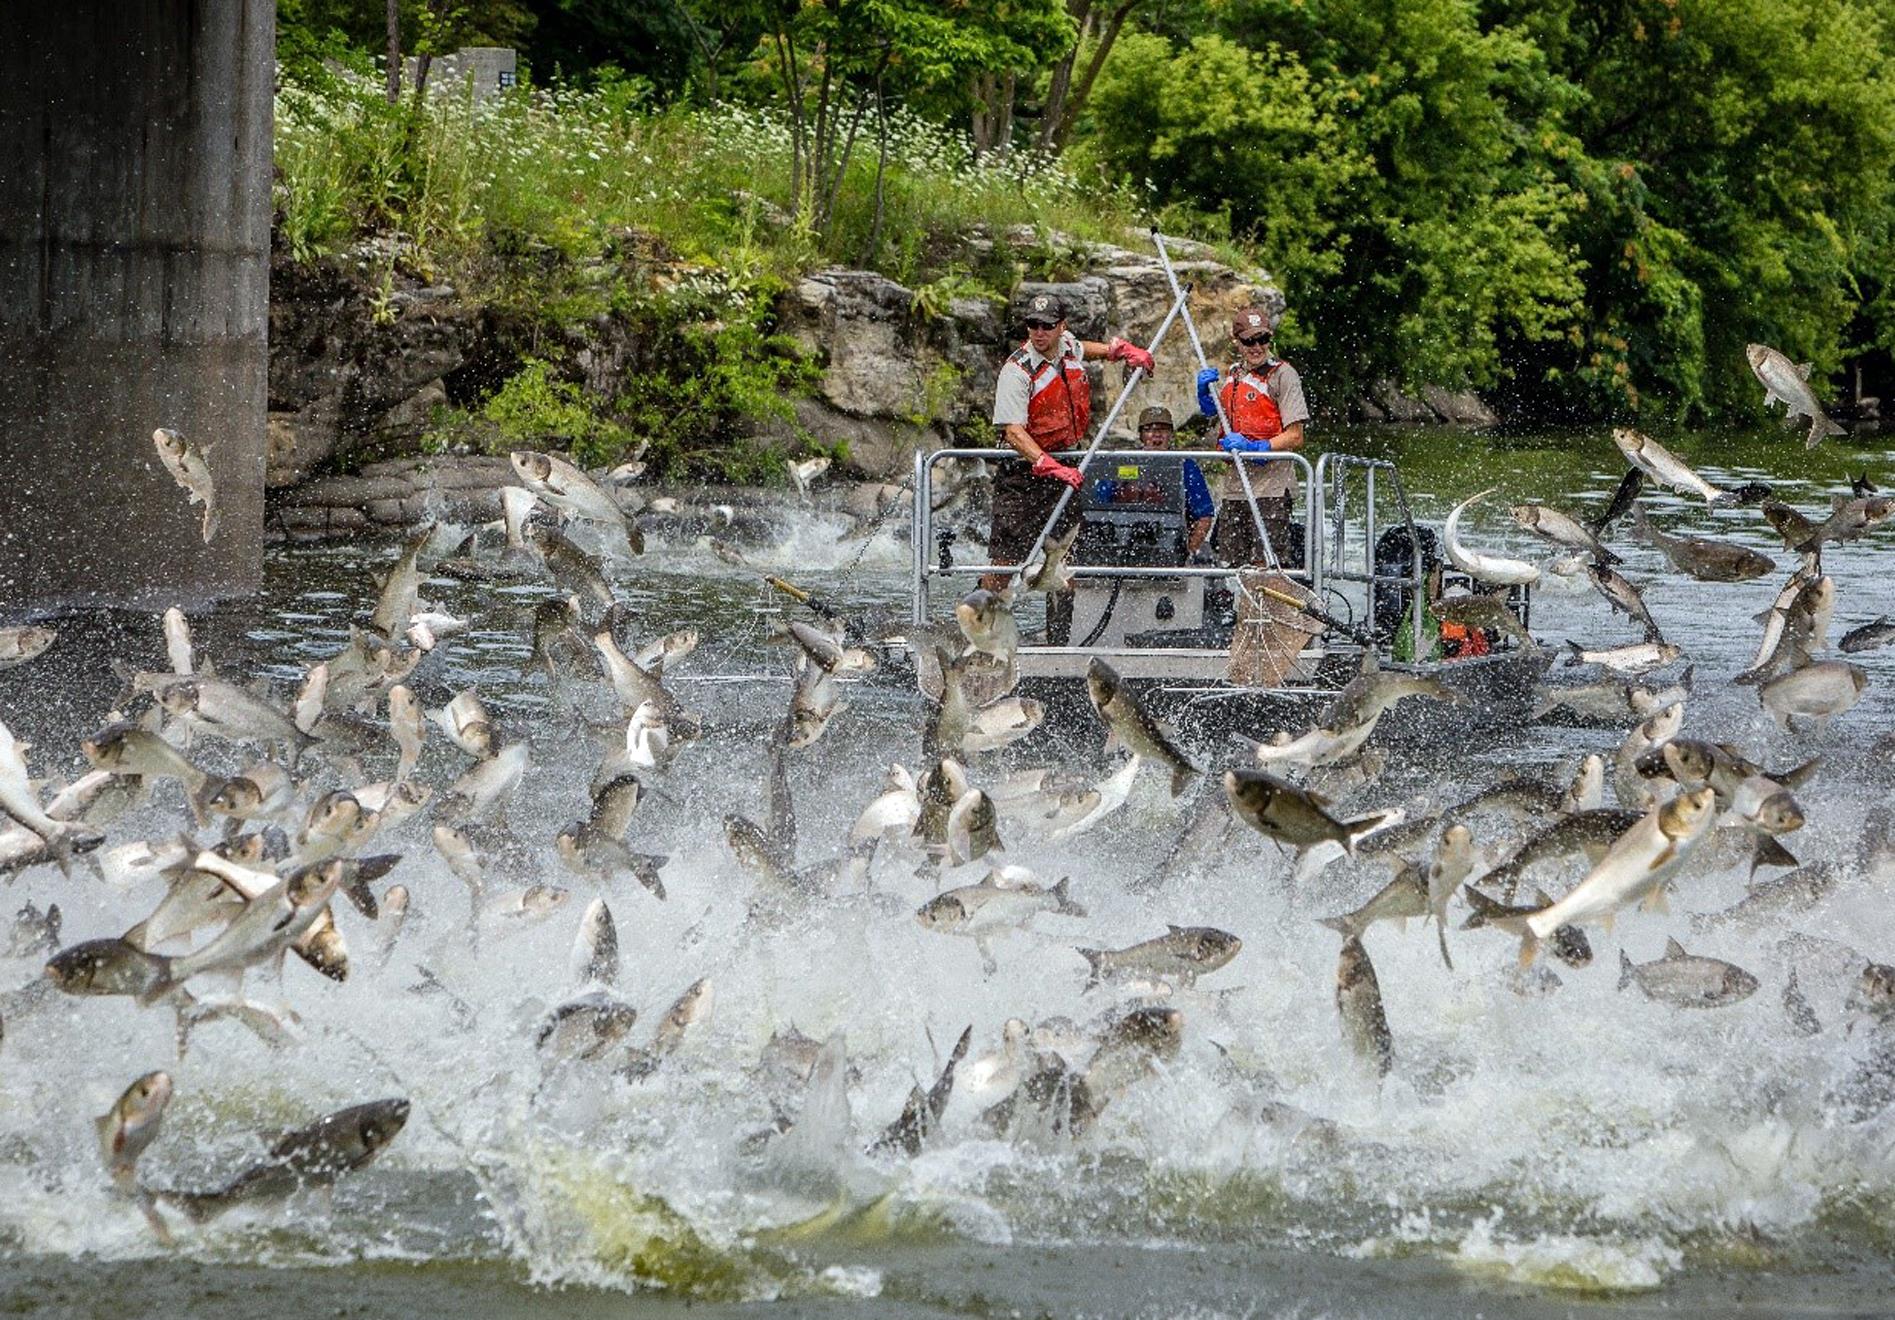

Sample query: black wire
[1078,576,1124,647]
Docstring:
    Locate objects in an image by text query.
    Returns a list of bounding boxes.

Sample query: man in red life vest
[985,292,1154,592]
[1195,306,1309,568]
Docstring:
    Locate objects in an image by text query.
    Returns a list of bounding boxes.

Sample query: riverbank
[264,65,1514,510]
[265,225,1506,536]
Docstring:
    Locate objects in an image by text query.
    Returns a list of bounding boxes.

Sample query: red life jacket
[1218,361,1286,442]
[1010,342,1091,452]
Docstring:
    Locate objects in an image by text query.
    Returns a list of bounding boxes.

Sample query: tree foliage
[276,0,1895,420]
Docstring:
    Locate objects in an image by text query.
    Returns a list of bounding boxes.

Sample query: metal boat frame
[904,444,1540,706]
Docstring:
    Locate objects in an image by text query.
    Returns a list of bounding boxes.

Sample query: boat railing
[1313,451,1427,661]
[909,446,1318,630]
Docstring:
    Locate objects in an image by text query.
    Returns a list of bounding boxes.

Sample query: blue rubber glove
[1218,432,1272,454]
[1195,367,1220,418]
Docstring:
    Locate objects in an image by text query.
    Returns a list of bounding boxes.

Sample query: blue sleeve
[1183,462,1214,520]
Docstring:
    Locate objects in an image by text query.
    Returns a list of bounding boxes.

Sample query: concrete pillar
[0,1,272,611]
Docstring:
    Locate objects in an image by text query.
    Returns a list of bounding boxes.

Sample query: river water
[3,426,1895,1318]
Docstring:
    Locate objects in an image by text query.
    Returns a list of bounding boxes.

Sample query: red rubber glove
[1106,337,1155,374]
[1030,454,1084,488]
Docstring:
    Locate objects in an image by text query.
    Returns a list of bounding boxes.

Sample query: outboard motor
[1372,524,1441,642]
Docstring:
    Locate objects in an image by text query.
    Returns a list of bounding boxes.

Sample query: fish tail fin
[1780,755,1822,790]
[183,778,217,829]
[1750,835,1798,877]
[1076,948,1105,991]
[1481,910,1539,965]
[1316,915,1353,936]
[1618,948,1636,991]
[1341,810,1399,857]
[341,874,379,920]
[1051,876,1086,918]
[1808,415,1846,447]
[1460,885,1505,930]
[1598,545,1624,566]
[1563,640,1584,667]
[1436,919,1453,972]
[1709,488,1741,508]
[108,658,143,709]
[1170,764,1199,798]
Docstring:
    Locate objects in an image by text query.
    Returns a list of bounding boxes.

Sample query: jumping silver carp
[1617,938,1759,1009]
[1444,489,1540,586]
[1088,659,1196,796]
[151,1099,409,1223]
[1746,343,1845,448]
[1611,428,1736,506]
[1632,507,1774,583]
[152,427,217,543]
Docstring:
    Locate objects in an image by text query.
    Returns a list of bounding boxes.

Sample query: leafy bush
[482,358,633,468]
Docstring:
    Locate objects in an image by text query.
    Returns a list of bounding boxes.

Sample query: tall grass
[274,69,1145,291]
[272,69,1159,478]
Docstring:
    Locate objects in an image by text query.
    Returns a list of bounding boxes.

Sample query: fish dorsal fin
[1532,889,1555,907]
[1167,924,1185,935]
[1664,936,1688,959]
[1796,361,1812,380]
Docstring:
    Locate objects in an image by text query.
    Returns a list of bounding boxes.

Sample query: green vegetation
[273,55,1134,473]
[279,0,1895,443]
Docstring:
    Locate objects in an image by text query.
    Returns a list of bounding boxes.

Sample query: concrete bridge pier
[0,1,272,611]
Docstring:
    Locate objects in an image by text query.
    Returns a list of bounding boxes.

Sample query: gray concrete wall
[0,1,272,611]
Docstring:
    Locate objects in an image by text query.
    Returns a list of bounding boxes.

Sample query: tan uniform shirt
[1217,360,1309,502]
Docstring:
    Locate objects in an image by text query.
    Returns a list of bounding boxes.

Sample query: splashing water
[2,431,1895,1317]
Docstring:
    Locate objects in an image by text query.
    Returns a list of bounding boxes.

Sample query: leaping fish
[152,428,217,544]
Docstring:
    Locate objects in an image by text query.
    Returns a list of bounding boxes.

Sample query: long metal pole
[1008,283,1191,587]
[1151,229,1282,573]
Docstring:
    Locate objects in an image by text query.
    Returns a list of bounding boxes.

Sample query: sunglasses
[1025,318,1060,331]
[1237,334,1271,348]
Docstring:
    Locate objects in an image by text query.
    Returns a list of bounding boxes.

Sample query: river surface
[3,425,1895,1318]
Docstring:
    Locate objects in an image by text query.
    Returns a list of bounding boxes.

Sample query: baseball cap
[1024,293,1068,326]
[1137,406,1176,429]
[1232,307,1272,340]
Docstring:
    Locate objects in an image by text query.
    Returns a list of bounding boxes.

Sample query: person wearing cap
[1194,307,1309,568]
[1092,406,1216,560]
[985,292,1155,590]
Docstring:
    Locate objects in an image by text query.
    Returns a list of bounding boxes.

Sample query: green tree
[1084,6,1587,404]
[1517,0,1895,420]
[751,0,1071,249]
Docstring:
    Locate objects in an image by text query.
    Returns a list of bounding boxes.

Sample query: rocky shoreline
[266,228,1496,539]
